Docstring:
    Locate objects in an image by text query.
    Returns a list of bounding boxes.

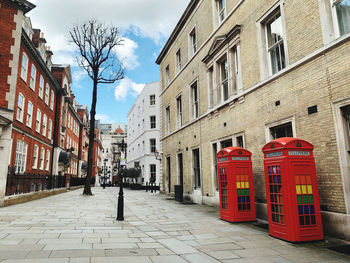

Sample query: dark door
[178,153,184,187]
[166,156,171,193]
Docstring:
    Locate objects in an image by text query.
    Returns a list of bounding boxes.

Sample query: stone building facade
[127,82,161,186]
[156,0,350,239]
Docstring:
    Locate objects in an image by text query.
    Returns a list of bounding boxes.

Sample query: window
[236,135,244,148]
[15,140,27,174]
[36,109,41,133]
[332,0,350,36]
[39,147,45,170]
[270,122,293,139]
[46,150,50,171]
[32,144,38,169]
[165,65,170,86]
[42,114,47,137]
[217,0,226,23]
[189,27,197,56]
[45,84,50,105]
[30,64,36,90]
[50,89,54,110]
[176,95,183,128]
[20,52,28,81]
[190,81,199,119]
[166,106,171,134]
[48,119,52,140]
[150,94,156,105]
[150,115,156,129]
[176,49,182,73]
[220,57,229,101]
[16,93,25,122]
[266,12,286,74]
[150,164,156,183]
[221,139,232,149]
[208,67,215,108]
[26,101,33,127]
[193,148,201,188]
[150,138,156,153]
[39,75,44,99]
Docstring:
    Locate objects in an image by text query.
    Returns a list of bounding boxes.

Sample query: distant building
[127,81,161,186]
[100,123,127,185]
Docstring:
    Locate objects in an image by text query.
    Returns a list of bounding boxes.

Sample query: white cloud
[114,78,145,101]
[95,113,115,123]
[72,69,88,82]
[28,0,190,48]
[114,38,139,70]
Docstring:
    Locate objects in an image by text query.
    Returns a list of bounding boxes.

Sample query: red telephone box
[217,147,256,222]
[262,138,323,242]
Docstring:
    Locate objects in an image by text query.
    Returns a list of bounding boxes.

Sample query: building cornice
[155,0,199,64]
[2,0,35,14]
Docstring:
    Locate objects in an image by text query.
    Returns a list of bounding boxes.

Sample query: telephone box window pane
[295,174,316,226]
[220,168,228,210]
[268,165,284,224]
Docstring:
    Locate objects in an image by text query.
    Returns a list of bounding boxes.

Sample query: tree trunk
[84,77,98,195]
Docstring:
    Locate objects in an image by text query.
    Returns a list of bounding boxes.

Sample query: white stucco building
[127,81,161,186]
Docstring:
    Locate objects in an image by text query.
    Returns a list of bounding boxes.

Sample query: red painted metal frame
[262,137,323,242]
[217,147,256,223]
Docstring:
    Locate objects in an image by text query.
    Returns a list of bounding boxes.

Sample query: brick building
[77,105,89,178]
[156,0,350,239]
[92,120,103,184]
[0,0,102,204]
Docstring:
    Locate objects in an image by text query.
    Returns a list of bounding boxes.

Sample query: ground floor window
[220,138,232,148]
[341,105,350,151]
[150,164,156,183]
[15,140,27,174]
[193,148,201,188]
[270,121,293,139]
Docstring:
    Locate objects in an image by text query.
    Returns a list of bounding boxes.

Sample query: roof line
[155,0,199,65]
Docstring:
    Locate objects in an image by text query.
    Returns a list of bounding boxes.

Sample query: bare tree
[70,20,124,195]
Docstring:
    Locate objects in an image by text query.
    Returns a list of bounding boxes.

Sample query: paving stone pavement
[0,188,349,263]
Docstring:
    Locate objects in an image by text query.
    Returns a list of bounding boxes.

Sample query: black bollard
[117,172,124,221]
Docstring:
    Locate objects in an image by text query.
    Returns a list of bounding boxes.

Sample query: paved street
[0,188,349,263]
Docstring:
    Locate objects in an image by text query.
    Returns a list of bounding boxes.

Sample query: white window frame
[16,93,25,122]
[36,108,41,133]
[45,150,50,171]
[42,114,47,137]
[39,75,44,99]
[217,0,226,24]
[32,144,38,169]
[165,105,171,135]
[150,138,156,153]
[50,89,54,110]
[176,94,183,128]
[265,116,296,142]
[39,147,45,170]
[331,0,350,37]
[150,115,156,129]
[175,48,182,73]
[15,140,27,174]
[219,56,229,102]
[30,64,36,91]
[150,94,156,106]
[26,101,33,127]
[189,26,197,57]
[20,52,29,82]
[190,80,199,120]
[257,1,289,80]
[45,83,50,105]
[165,65,170,86]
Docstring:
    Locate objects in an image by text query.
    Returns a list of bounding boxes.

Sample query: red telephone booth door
[218,164,231,220]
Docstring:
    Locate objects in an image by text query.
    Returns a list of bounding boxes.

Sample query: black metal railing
[6,172,67,196]
[69,177,86,187]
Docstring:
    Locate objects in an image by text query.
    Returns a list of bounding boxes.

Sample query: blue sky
[28,0,190,124]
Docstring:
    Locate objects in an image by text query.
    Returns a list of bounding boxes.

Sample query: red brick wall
[0,2,17,108]
[65,108,80,178]
[11,130,52,174]
[13,46,57,145]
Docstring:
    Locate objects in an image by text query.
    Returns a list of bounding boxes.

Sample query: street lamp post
[117,139,126,221]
